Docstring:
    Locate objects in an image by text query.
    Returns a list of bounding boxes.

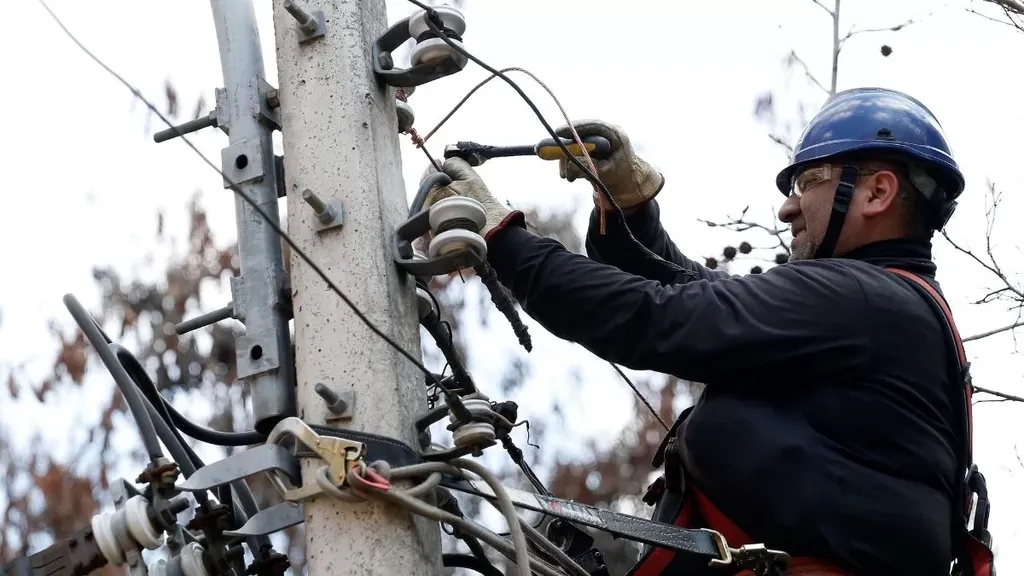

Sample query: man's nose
[778,194,800,223]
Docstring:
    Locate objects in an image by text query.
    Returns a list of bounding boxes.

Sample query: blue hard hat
[775,87,965,214]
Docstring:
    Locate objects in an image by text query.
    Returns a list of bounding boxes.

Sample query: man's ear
[859,170,901,219]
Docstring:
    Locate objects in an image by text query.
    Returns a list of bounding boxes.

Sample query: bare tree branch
[983,0,1024,16]
[810,0,834,17]
[967,6,1024,31]
[786,50,831,96]
[964,319,1024,343]
[839,15,926,47]
[968,0,1024,30]
[698,206,792,256]
[767,133,795,156]
[830,0,840,94]
[974,385,1024,404]
[941,183,1024,311]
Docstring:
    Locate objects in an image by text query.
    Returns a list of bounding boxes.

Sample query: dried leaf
[165,80,179,118]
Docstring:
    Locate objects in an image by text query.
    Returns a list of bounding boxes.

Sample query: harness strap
[884,267,994,576]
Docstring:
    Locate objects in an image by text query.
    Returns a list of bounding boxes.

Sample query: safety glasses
[790,164,881,198]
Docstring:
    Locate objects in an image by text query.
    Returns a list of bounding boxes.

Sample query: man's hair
[832,152,935,238]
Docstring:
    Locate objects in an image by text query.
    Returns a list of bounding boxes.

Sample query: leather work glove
[421,156,524,242]
[555,120,665,210]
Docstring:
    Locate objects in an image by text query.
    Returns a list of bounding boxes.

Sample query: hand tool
[443,135,612,167]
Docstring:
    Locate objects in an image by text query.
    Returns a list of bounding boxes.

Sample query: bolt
[283,0,318,34]
[301,189,335,224]
[315,383,348,414]
[266,88,280,109]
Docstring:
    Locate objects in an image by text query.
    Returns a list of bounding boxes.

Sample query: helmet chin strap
[813,165,860,259]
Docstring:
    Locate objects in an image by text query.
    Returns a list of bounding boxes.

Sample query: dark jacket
[486,200,961,575]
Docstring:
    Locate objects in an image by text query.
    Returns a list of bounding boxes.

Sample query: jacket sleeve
[488,225,871,384]
[585,200,730,285]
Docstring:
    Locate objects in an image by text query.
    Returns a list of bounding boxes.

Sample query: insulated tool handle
[535,135,612,161]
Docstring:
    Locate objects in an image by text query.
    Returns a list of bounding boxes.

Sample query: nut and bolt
[284,0,319,35]
[301,189,336,225]
[315,383,348,415]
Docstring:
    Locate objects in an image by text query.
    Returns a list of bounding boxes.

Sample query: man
[423,88,990,575]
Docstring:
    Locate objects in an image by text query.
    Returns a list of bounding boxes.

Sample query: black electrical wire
[442,553,504,576]
[116,345,266,447]
[410,2,696,282]
[610,363,670,431]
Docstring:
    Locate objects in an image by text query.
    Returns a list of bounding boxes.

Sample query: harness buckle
[706,530,791,575]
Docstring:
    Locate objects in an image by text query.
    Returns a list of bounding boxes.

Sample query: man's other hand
[421,157,520,241]
[554,120,665,210]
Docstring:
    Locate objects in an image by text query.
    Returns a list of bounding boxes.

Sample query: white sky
[1,0,1023,571]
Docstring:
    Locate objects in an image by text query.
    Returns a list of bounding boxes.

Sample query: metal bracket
[252,77,281,130]
[372,13,467,88]
[178,444,300,492]
[229,277,248,322]
[224,502,305,538]
[236,328,283,380]
[221,138,266,188]
[214,88,231,135]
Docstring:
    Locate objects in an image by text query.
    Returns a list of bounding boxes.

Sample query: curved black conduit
[113,345,264,447]
[410,171,453,216]
[63,294,164,463]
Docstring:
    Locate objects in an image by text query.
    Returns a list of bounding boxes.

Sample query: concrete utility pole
[272,0,443,574]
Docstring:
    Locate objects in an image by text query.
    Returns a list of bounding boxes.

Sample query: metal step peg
[153,110,219,143]
[175,303,235,335]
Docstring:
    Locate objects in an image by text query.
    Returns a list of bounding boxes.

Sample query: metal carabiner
[266,417,366,502]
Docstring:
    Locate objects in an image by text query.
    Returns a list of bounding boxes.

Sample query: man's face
[777,164,840,261]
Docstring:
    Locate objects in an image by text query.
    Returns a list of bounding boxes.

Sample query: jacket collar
[838,237,936,278]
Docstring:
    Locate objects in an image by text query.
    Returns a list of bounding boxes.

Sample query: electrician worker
[420,87,995,575]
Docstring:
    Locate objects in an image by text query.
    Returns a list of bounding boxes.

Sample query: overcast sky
[1,0,1023,570]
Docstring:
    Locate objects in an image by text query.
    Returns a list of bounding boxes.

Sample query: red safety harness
[627,268,995,576]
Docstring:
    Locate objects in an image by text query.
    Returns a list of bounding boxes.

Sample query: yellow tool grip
[535,136,612,161]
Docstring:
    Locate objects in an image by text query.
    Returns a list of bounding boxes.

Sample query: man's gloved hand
[554,120,665,210]
[421,156,524,242]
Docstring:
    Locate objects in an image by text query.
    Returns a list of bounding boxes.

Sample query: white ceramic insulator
[91,510,126,566]
[428,196,486,232]
[396,99,415,133]
[429,229,486,260]
[408,6,466,39]
[148,558,168,576]
[410,38,465,67]
[125,495,164,550]
[180,542,210,576]
[450,399,496,448]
